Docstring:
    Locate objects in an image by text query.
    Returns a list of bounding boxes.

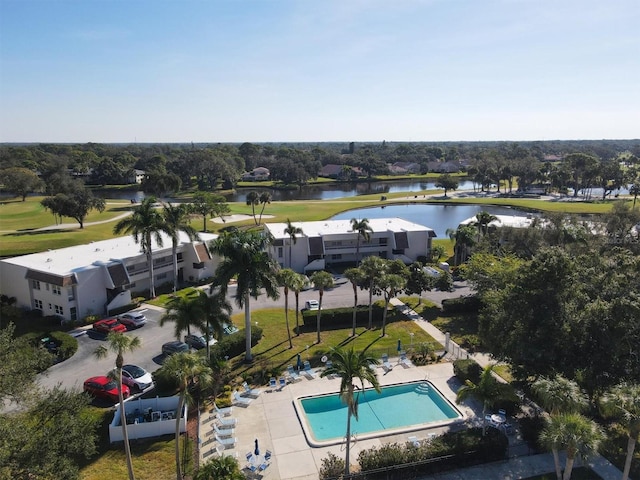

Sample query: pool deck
[200,361,477,479]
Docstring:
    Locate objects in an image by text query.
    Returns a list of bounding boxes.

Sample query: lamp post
[410,332,415,347]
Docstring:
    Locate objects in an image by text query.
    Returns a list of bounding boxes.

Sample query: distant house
[389,162,421,175]
[128,169,146,184]
[427,161,462,173]
[0,232,218,322]
[241,167,270,181]
[264,218,436,273]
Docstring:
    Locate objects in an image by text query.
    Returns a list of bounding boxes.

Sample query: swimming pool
[295,381,464,446]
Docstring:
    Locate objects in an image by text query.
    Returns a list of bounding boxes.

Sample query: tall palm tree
[344,267,363,337]
[456,364,507,436]
[162,202,200,294]
[376,270,407,338]
[160,294,206,340]
[629,183,640,209]
[94,332,142,480]
[310,270,334,344]
[162,352,212,480]
[540,413,603,480]
[599,382,640,480]
[474,211,500,239]
[290,272,307,336]
[284,218,303,268]
[210,229,280,362]
[257,191,272,225]
[202,288,232,361]
[532,375,589,416]
[114,197,165,298]
[350,218,373,266]
[276,268,299,349]
[246,191,259,225]
[359,255,385,329]
[321,347,380,475]
[446,224,476,265]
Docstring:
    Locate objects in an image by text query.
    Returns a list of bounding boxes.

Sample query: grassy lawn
[226,306,440,382]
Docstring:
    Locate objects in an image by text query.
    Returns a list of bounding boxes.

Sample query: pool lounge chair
[269,377,277,390]
[215,434,237,448]
[399,352,414,368]
[217,415,237,428]
[286,365,302,382]
[407,435,420,447]
[214,402,233,417]
[241,381,263,398]
[278,377,287,390]
[303,360,317,379]
[232,391,253,407]
[381,354,393,372]
[213,423,235,437]
[324,360,335,378]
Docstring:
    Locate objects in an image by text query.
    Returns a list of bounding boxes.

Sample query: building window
[54,305,63,315]
[277,247,283,258]
[379,238,388,246]
[68,287,75,301]
[157,272,167,280]
[70,307,77,321]
[34,299,43,310]
[52,285,61,295]
[177,252,183,261]
[331,254,342,260]
[32,280,41,290]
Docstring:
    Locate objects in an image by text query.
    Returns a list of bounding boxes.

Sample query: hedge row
[453,358,482,384]
[354,428,507,477]
[441,295,482,314]
[301,305,385,329]
[211,326,263,360]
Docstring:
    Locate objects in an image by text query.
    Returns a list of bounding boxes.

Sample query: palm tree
[162,352,212,480]
[456,364,507,436]
[290,272,307,336]
[246,191,259,225]
[350,218,373,265]
[344,267,363,337]
[446,224,476,265]
[540,413,603,480]
[376,270,407,338]
[310,270,334,344]
[94,332,142,480]
[284,219,303,268]
[194,455,244,480]
[211,229,280,362]
[160,294,206,340]
[320,346,380,475]
[599,382,640,480]
[474,211,499,239]
[277,268,300,349]
[202,288,232,361]
[532,375,589,416]
[629,183,640,209]
[257,191,272,225]
[359,255,385,329]
[162,202,200,294]
[114,197,165,298]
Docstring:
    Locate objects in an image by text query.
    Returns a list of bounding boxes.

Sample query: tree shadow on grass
[7,228,77,236]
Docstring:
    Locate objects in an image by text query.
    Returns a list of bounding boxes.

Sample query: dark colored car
[162,341,189,356]
[93,318,127,334]
[117,312,147,328]
[84,375,130,403]
[184,333,217,350]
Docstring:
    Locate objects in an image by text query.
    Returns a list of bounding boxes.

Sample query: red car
[83,376,130,403]
[93,318,127,334]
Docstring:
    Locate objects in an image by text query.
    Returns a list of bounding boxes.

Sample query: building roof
[265,218,434,239]
[2,232,217,276]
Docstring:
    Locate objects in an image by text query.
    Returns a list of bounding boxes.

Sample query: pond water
[330,203,533,238]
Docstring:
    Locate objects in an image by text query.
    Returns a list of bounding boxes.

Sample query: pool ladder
[415,382,430,394]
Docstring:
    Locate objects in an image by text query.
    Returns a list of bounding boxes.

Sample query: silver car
[120,364,154,392]
[117,312,147,328]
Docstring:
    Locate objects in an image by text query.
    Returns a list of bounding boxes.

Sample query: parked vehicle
[162,341,189,356]
[117,311,147,328]
[93,318,127,334]
[84,375,130,403]
[120,364,153,392]
[304,300,319,311]
[184,334,217,350]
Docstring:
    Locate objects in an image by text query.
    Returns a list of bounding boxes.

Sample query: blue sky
[1,0,638,143]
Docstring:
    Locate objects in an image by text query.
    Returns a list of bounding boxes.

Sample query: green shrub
[319,452,345,480]
[211,326,263,360]
[519,415,545,453]
[301,305,385,329]
[453,358,482,383]
[49,331,78,360]
[442,295,482,314]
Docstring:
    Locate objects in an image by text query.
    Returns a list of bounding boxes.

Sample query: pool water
[298,382,462,442]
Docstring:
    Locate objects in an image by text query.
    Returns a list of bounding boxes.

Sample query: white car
[120,364,154,392]
[117,311,147,328]
[304,300,319,311]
